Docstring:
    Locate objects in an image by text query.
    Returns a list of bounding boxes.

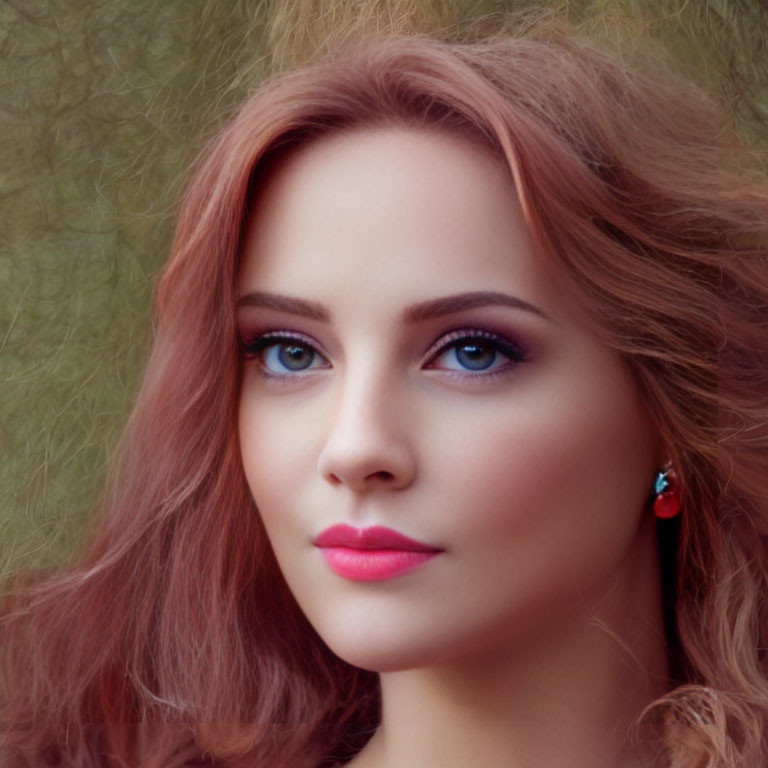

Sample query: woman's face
[236,127,664,672]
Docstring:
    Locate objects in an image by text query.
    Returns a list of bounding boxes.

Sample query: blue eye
[241,333,327,377]
[240,327,526,382]
[426,329,526,377]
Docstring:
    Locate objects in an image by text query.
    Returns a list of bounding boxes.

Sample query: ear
[654,434,673,470]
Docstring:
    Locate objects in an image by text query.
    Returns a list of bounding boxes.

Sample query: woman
[2,22,767,768]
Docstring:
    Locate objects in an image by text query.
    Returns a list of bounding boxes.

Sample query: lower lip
[318,547,442,581]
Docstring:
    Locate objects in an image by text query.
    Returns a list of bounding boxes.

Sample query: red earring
[653,462,682,519]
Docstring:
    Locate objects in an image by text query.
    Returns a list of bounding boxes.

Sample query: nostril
[369,470,395,481]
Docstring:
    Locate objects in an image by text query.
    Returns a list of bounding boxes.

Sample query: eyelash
[239,327,528,384]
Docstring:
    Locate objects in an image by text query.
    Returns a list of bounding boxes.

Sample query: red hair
[3,26,768,768]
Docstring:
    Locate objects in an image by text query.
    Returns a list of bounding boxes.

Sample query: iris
[454,342,496,370]
[276,344,315,371]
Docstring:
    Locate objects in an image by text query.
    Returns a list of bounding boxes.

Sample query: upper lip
[313,524,443,552]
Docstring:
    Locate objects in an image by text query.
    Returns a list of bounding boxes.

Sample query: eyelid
[240,329,326,356]
[423,327,527,364]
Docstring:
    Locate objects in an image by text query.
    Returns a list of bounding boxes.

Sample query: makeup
[238,127,663,681]
[314,524,444,582]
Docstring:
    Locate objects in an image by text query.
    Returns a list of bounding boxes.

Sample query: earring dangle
[653,462,682,519]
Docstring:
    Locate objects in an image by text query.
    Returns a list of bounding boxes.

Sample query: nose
[316,369,416,493]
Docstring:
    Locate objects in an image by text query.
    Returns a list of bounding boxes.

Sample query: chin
[328,639,436,673]
[317,618,492,674]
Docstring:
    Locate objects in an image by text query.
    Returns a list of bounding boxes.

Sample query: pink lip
[314,524,444,581]
[314,524,441,551]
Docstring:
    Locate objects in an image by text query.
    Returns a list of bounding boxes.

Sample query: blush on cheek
[471,447,549,526]
[462,381,653,550]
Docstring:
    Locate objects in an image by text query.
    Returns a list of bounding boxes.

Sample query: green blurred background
[2,0,767,578]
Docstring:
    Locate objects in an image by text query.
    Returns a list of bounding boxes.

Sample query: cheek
[238,397,302,534]
[430,357,657,585]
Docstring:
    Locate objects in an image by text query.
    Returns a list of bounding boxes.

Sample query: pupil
[278,345,313,370]
[456,343,495,370]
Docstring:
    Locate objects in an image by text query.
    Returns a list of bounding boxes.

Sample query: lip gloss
[318,547,441,581]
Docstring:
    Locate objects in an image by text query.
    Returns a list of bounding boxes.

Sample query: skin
[236,127,671,768]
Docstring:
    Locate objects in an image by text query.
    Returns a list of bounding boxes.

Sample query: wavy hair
[2,22,767,768]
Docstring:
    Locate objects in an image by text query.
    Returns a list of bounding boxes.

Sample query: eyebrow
[235,291,330,321]
[402,291,553,324]
[235,290,554,324]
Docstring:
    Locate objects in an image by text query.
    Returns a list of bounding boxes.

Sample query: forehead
[238,127,574,322]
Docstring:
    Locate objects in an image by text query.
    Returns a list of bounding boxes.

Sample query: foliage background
[1,0,767,578]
